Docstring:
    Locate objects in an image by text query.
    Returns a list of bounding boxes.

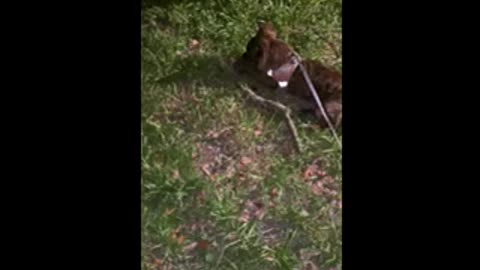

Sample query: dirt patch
[193,124,279,182]
[193,127,239,180]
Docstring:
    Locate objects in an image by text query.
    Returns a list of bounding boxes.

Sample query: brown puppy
[234,22,294,89]
[287,59,342,128]
[256,22,294,73]
[242,22,294,74]
[234,23,342,128]
[287,59,342,100]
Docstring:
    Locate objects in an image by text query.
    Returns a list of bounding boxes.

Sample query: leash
[291,52,342,149]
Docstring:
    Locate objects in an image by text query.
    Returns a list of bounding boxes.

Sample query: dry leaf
[303,164,318,180]
[201,164,212,177]
[311,181,324,196]
[188,39,200,50]
[197,240,209,250]
[183,241,198,253]
[176,234,185,245]
[303,261,318,270]
[322,175,334,184]
[170,227,185,245]
[224,164,236,178]
[303,162,329,186]
[254,206,265,220]
[163,208,176,217]
[240,156,252,165]
[254,129,262,137]
[206,130,219,139]
[253,201,263,208]
[153,257,162,268]
[239,199,265,223]
[328,189,338,197]
[269,187,279,198]
[172,169,180,179]
[238,210,250,223]
[300,209,310,217]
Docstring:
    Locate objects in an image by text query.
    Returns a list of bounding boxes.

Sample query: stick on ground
[238,83,303,153]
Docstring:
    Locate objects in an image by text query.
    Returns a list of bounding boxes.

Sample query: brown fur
[233,23,342,129]
[243,22,293,73]
[288,60,342,128]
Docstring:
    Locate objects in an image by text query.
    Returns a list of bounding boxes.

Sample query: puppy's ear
[257,20,275,32]
[256,20,266,28]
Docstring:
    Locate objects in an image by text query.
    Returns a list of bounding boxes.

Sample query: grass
[141,0,342,269]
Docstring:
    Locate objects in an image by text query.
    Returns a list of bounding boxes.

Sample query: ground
[142,1,342,269]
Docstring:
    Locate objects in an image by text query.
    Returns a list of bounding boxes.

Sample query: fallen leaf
[322,175,334,184]
[326,189,338,198]
[254,129,262,137]
[197,240,209,250]
[238,210,250,223]
[303,261,318,270]
[237,173,246,182]
[201,164,212,177]
[172,169,180,179]
[224,164,236,178]
[170,227,185,245]
[311,181,325,196]
[254,207,265,220]
[183,241,198,253]
[176,234,185,245]
[188,39,200,50]
[153,257,162,268]
[300,209,310,217]
[245,200,255,208]
[206,130,219,139]
[269,187,279,198]
[239,199,265,222]
[240,156,252,165]
[303,164,318,180]
[162,208,176,217]
[254,201,264,209]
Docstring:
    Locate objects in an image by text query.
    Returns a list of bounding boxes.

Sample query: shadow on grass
[154,54,241,90]
[151,52,325,128]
